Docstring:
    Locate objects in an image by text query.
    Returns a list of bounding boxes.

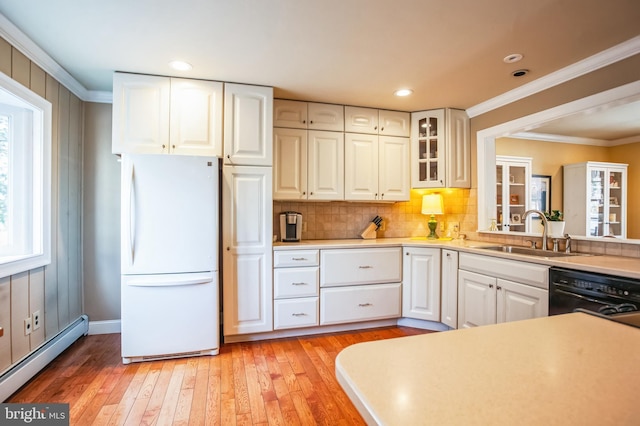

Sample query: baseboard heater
[0,314,89,402]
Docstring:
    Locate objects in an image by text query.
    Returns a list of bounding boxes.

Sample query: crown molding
[0,13,112,103]
[509,131,610,146]
[467,35,640,118]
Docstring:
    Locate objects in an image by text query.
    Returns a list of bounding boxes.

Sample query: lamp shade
[421,194,444,215]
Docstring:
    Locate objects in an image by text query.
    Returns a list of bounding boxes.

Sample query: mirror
[477,81,640,241]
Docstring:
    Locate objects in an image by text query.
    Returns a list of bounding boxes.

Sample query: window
[0,72,51,278]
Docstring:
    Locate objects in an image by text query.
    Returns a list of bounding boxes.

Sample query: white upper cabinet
[224,83,273,166]
[274,100,344,131]
[307,130,344,200]
[411,108,470,188]
[273,99,308,129]
[113,73,169,154]
[273,128,308,200]
[345,106,379,134]
[112,73,223,156]
[345,106,410,137]
[307,102,344,131]
[344,134,410,201]
[170,78,223,156]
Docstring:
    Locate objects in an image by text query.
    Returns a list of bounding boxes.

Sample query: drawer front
[274,250,319,267]
[321,247,402,287]
[274,297,319,330]
[274,267,319,299]
[320,282,401,325]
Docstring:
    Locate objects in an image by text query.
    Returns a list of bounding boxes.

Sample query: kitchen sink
[479,246,591,258]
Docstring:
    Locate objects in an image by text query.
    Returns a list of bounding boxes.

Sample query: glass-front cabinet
[496,156,532,233]
[410,108,470,189]
[412,110,444,187]
[563,161,628,238]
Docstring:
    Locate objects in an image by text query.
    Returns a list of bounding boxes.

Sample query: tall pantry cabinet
[222,84,275,337]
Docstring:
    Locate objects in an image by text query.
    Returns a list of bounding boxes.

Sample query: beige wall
[469,53,640,235]
[0,37,84,366]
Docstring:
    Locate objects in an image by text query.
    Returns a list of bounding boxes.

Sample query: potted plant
[544,210,565,238]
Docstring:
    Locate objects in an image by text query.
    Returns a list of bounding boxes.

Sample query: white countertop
[335,313,640,425]
[274,238,640,279]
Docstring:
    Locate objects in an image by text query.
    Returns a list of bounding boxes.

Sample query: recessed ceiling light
[511,69,529,77]
[503,53,523,64]
[169,60,193,71]
[394,89,413,97]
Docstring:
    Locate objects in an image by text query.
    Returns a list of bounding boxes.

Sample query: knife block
[360,222,378,239]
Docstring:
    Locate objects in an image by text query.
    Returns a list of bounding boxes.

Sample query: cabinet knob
[374,126,378,130]
[381,127,384,131]
[497,286,502,290]
[310,120,313,124]
[489,284,494,289]
[226,247,230,251]
[162,144,166,149]
[446,253,451,257]
[302,191,306,195]
[172,145,176,149]
[406,252,410,256]
[302,120,306,124]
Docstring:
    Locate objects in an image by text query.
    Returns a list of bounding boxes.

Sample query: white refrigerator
[120,153,219,364]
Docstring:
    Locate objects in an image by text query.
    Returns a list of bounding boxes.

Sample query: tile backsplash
[274,188,477,241]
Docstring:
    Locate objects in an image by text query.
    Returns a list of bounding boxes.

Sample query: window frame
[0,71,52,278]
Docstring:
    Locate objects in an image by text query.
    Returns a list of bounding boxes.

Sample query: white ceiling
[0,0,639,139]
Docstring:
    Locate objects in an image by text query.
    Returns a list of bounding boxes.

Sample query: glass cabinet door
[588,169,605,236]
[413,110,445,187]
[496,156,531,233]
[606,169,624,237]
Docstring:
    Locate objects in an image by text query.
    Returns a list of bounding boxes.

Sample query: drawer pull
[291,313,308,317]
[291,282,308,286]
[358,303,373,307]
[291,257,308,261]
[358,265,373,269]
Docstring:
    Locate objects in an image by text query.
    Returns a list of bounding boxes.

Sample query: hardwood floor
[8,326,433,425]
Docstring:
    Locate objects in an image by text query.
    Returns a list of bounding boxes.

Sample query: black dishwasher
[549,267,640,316]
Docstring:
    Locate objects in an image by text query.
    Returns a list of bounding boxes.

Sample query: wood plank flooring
[7,326,433,425]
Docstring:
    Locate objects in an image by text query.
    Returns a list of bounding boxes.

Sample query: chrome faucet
[564,234,572,253]
[523,209,548,250]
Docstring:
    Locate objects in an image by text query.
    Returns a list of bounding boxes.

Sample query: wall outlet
[24,317,32,336]
[379,220,386,231]
[302,221,307,232]
[32,310,41,331]
[439,221,445,232]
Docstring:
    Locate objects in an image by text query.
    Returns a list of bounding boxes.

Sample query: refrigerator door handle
[126,273,213,287]
[128,164,136,265]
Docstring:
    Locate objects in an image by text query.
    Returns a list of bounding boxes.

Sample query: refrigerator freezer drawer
[121,272,219,362]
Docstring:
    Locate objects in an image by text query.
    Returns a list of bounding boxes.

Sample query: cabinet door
[411,109,445,188]
[458,270,496,328]
[273,128,308,200]
[307,131,344,200]
[0,277,10,373]
[378,136,410,201]
[441,249,458,329]
[274,99,308,129]
[444,109,471,188]
[379,110,410,137]
[344,106,379,134]
[345,133,378,201]
[224,83,273,166]
[112,73,170,154]
[222,166,273,336]
[604,166,627,238]
[496,156,532,233]
[402,247,441,321]
[170,78,223,156]
[307,103,344,132]
[497,279,548,323]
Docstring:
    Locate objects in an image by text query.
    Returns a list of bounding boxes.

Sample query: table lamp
[422,193,444,239]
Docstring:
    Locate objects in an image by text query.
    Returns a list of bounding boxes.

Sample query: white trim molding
[0,13,112,103]
[467,36,640,118]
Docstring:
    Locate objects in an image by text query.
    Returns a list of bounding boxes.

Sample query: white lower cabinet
[320,247,402,325]
[440,249,459,328]
[457,253,548,328]
[273,249,319,330]
[402,247,441,321]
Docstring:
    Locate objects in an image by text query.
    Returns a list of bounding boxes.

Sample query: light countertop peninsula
[335,313,640,426]
[274,238,640,279]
